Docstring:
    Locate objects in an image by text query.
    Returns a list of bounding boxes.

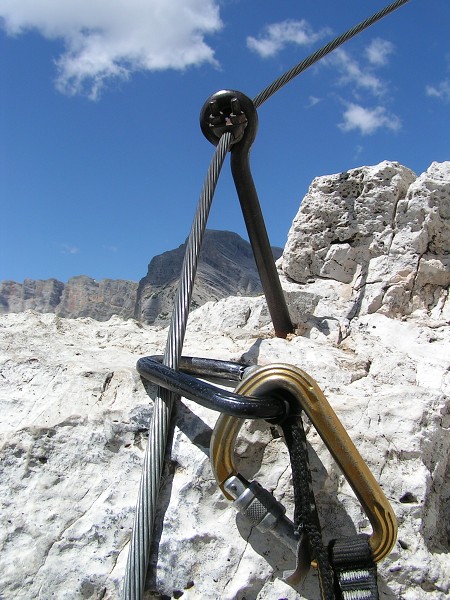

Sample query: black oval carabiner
[136,355,289,420]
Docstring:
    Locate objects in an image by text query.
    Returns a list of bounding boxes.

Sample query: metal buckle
[210,363,397,564]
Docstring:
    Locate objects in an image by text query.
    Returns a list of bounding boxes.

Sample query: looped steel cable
[122,132,232,600]
[253,0,411,109]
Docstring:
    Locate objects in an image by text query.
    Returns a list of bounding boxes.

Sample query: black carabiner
[136,355,289,420]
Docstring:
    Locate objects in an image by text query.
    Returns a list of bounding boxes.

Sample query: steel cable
[253,0,411,109]
[122,132,233,600]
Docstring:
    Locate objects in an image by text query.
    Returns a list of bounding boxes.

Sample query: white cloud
[354,144,364,160]
[365,38,394,66]
[325,41,399,136]
[330,48,385,96]
[103,245,118,253]
[339,103,401,135]
[61,244,79,255]
[247,20,330,58]
[306,95,321,108]
[0,0,222,99]
[426,79,450,103]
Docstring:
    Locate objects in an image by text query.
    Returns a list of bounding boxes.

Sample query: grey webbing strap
[282,414,381,600]
[329,535,379,600]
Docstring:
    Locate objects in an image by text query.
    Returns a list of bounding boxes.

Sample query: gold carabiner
[210,363,397,563]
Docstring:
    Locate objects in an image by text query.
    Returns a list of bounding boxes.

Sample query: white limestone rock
[1,162,449,600]
[281,161,450,324]
[282,161,416,283]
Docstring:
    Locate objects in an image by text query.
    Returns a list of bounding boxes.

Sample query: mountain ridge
[0,230,282,324]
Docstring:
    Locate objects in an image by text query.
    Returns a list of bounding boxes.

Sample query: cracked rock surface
[281,161,450,323]
[0,162,449,599]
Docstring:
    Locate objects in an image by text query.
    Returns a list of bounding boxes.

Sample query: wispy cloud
[338,103,401,135]
[0,0,222,99]
[426,79,450,103]
[247,19,330,58]
[353,144,364,160]
[60,243,79,255]
[365,38,395,66]
[306,95,322,108]
[328,48,387,97]
[322,38,401,136]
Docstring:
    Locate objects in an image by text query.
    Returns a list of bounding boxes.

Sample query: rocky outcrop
[0,276,138,321]
[0,162,448,600]
[281,161,450,335]
[135,229,282,324]
[0,278,65,313]
[56,276,138,321]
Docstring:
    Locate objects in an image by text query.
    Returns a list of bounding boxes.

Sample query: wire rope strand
[164,131,233,369]
[122,132,233,600]
[253,0,411,109]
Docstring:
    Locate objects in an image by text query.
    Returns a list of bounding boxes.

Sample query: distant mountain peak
[136,229,282,324]
[0,230,279,323]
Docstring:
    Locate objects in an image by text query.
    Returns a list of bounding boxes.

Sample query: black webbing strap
[282,414,380,600]
[329,535,379,600]
[281,414,335,599]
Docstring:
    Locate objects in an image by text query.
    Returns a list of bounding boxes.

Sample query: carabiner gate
[210,363,397,564]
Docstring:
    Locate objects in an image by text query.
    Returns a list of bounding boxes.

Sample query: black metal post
[200,90,294,339]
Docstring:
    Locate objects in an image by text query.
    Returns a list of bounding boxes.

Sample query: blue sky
[1,0,449,283]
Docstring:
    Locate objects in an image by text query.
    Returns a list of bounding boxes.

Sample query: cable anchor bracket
[199,90,294,339]
[200,89,257,152]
